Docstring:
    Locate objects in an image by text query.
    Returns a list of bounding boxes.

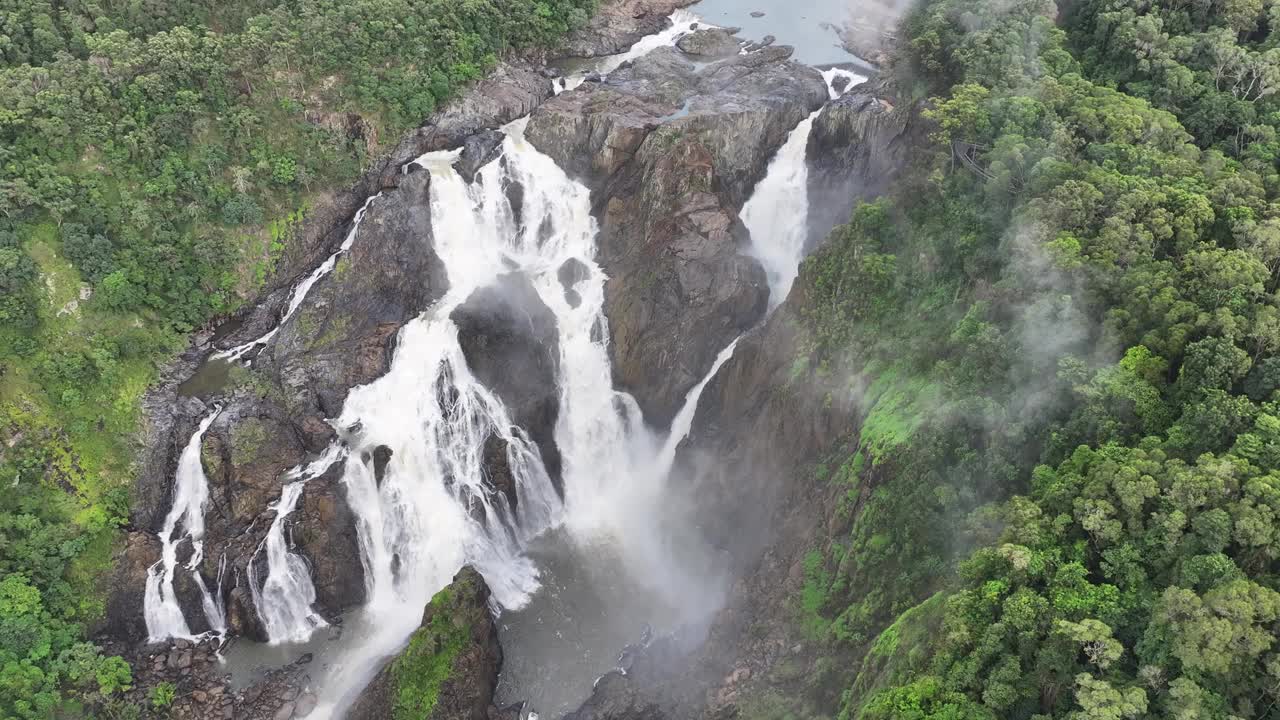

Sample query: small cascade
[217,193,382,363]
[742,69,866,305]
[249,482,325,643]
[556,10,706,93]
[822,67,866,100]
[144,409,222,642]
[654,337,741,477]
[249,444,348,644]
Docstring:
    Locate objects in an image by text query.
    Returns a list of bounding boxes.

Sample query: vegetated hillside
[771,0,1280,717]
[0,1,592,716]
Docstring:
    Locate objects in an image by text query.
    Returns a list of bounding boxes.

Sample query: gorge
[105,4,901,719]
[9,0,1280,717]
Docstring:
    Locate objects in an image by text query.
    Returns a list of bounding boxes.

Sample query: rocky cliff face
[347,567,503,720]
[525,42,827,426]
[452,273,563,496]
[805,85,913,251]
[554,83,919,720]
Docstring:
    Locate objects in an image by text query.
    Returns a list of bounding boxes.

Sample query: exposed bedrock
[559,0,699,57]
[805,83,913,251]
[451,273,564,495]
[526,43,827,426]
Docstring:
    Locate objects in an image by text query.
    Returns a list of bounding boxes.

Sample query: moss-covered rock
[347,567,503,720]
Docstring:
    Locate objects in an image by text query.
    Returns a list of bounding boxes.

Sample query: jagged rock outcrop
[347,567,503,720]
[674,29,741,58]
[525,42,826,426]
[451,273,563,492]
[560,0,697,57]
[264,167,446,423]
[805,85,912,250]
[455,130,507,182]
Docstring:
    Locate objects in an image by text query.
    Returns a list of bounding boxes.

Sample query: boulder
[347,567,502,720]
[454,130,507,182]
[675,29,741,58]
[451,273,563,491]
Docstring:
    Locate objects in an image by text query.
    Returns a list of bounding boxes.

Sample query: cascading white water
[742,70,866,305]
[248,482,326,643]
[141,9,864,715]
[217,194,382,363]
[556,10,707,93]
[145,6,706,671]
[822,67,866,100]
[654,337,741,477]
[247,442,349,644]
[144,410,224,642]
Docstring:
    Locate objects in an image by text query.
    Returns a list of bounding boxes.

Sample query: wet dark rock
[103,532,160,644]
[750,10,766,17]
[228,585,268,643]
[675,29,742,58]
[761,34,776,46]
[805,85,912,251]
[267,167,447,419]
[296,466,365,615]
[451,273,563,490]
[526,45,825,427]
[455,130,506,182]
[483,434,519,514]
[560,0,699,57]
[372,445,394,486]
[347,567,502,720]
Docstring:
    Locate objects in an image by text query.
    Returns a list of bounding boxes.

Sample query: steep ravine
[105,6,903,720]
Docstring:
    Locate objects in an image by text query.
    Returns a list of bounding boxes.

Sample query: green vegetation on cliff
[388,581,473,720]
[786,0,1280,718]
[0,0,592,716]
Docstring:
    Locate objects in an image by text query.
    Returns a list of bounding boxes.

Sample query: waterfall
[248,482,325,643]
[247,443,348,644]
[144,409,223,642]
[654,337,741,477]
[217,193,382,363]
[742,69,866,305]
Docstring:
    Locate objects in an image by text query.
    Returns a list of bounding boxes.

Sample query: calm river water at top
[692,0,859,66]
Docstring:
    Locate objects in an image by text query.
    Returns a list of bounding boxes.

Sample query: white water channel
[144,410,226,642]
[216,194,383,363]
[742,68,866,304]
[143,10,868,717]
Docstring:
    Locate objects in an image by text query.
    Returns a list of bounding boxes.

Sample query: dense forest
[0,0,592,716]
[783,0,1280,718]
